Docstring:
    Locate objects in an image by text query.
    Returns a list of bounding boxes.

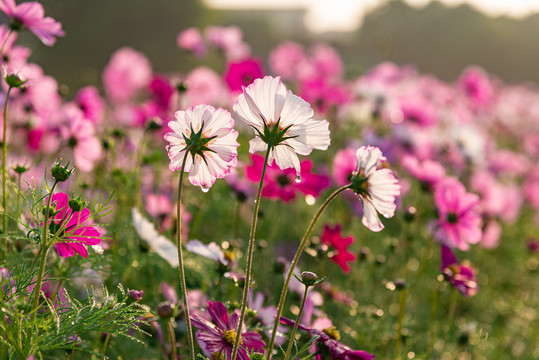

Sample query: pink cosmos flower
[75,86,104,125]
[245,153,330,202]
[332,148,357,187]
[440,245,478,297]
[164,105,239,190]
[298,78,350,115]
[177,27,206,57]
[102,47,152,103]
[204,25,250,60]
[398,94,437,127]
[59,104,102,172]
[458,66,494,108]
[0,0,64,46]
[434,178,482,251]
[224,57,264,92]
[0,24,30,73]
[184,66,230,107]
[401,154,445,189]
[234,76,330,177]
[280,316,375,360]
[46,193,102,258]
[349,146,401,232]
[269,41,306,80]
[321,224,356,274]
[191,301,265,360]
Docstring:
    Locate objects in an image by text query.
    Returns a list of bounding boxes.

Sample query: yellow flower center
[323,326,341,341]
[223,329,242,346]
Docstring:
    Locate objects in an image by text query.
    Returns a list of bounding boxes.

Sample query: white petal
[361,199,384,232]
[249,137,268,154]
[279,91,313,128]
[271,145,301,176]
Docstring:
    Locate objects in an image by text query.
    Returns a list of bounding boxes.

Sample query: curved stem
[284,285,310,360]
[231,146,271,360]
[0,29,13,58]
[28,180,58,341]
[266,185,350,359]
[2,86,13,248]
[176,151,195,360]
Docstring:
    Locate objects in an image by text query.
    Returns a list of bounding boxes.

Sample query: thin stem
[0,29,13,57]
[101,332,111,357]
[2,86,13,249]
[394,288,406,359]
[15,173,20,224]
[175,151,195,360]
[167,320,177,360]
[444,287,458,349]
[231,146,271,360]
[428,284,440,357]
[28,180,58,342]
[266,185,350,359]
[284,285,310,360]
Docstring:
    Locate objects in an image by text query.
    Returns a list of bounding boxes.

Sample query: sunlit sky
[203,0,539,33]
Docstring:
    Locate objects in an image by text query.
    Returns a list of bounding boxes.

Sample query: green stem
[2,86,13,250]
[428,284,440,357]
[0,29,13,57]
[28,180,58,343]
[167,320,177,360]
[101,332,111,357]
[231,146,271,360]
[176,151,195,360]
[266,185,350,359]
[284,285,310,360]
[16,173,20,225]
[444,287,458,348]
[394,288,406,359]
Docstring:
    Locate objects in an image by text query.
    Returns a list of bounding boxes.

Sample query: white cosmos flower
[233,76,330,178]
[351,146,401,232]
[132,208,178,267]
[165,104,239,191]
[185,239,229,266]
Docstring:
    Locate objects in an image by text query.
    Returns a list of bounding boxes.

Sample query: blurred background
[4,0,539,91]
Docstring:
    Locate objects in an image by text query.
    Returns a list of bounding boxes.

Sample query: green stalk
[284,285,310,360]
[231,146,271,360]
[0,29,13,57]
[394,288,406,359]
[167,319,177,360]
[266,185,350,359]
[2,86,13,250]
[28,180,58,344]
[176,151,195,360]
[428,284,440,357]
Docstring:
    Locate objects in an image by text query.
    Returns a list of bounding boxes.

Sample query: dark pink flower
[434,178,482,251]
[280,316,375,360]
[321,224,356,274]
[440,245,478,297]
[46,193,102,258]
[191,301,265,360]
[224,57,264,92]
[398,94,437,127]
[245,154,330,202]
[0,0,64,46]
[299,78,350,114]
[332,148,357,187]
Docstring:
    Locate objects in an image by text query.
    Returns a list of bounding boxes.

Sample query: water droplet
[295,175,302,183]
[201,185,209,193]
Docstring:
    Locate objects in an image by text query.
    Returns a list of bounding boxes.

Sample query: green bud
[294,271,328,287]
[4,73,27,88]
[68,196,85,212]
[51,159,74,182]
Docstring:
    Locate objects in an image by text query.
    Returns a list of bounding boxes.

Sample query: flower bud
[128,289,144,302]
[394,278,407,291]
[51,159,74,182]
[4,73,27,88]
[156,301,175,318]
[68,196,85,212]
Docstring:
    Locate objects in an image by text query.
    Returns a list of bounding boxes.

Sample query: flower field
[0,1,538,359]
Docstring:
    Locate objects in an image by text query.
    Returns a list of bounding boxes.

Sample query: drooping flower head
[234,76,330,178]
[191,301,265,360]
[46,193,102,258]
[434,178,482,251]
[165,104,239,190]
[0,0,64,46]
[440,245,478,297]
[349,146,400,232]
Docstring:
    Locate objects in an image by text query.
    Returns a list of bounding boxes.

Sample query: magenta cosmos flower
[321,224,356,274]
[434,177,482,251]
[234,76,330,178]
[164,104,239,190]
[224,57,264,92]
[280,316,375,360]
[349,146,400,232]
[191,301,265,360]
[0,0,64,46]
[441,245,478,297]
[245,153,330,202]
[46,193,102,258]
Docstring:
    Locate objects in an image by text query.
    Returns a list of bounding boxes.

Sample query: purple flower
[191,301,265,360]
[440,245,479,297]
[0,0,64,46]
[280,316,375,360]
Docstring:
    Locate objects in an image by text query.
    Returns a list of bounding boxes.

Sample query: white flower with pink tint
[165,105,239,190]
[234,76,330,178]
[350,146,400,232]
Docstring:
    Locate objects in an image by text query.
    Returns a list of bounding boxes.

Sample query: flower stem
[284,285,310,360]
[266,185,350,359]
[167,319,178,360]
[2,86,13,251]
[0,29,13,57]
[444,287,458,349]
[176,151,195,360]
[394,287,407,359]
[231,146,271,360]
[28,180,58,342]
[428,283,440,356]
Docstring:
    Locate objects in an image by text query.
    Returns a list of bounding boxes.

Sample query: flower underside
[182,121,217,165]
[251,115,298,148]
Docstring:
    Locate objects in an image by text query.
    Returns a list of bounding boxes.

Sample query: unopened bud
[51,159,74,182]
